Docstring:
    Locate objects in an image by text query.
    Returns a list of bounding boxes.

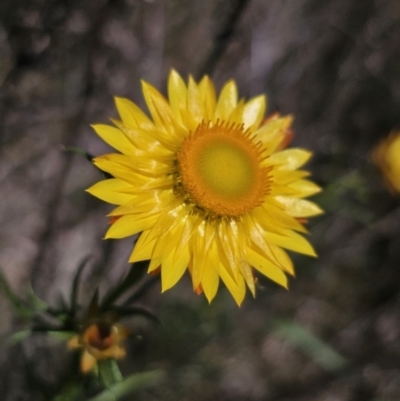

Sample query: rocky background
[1,0,400,400]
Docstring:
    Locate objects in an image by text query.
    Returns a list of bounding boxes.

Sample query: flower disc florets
[176,120,271,217]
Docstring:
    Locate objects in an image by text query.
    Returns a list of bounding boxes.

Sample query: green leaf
[47,331,76,341]
[121,275,159,306]
[87,288,100,317]
[273,319,348,372]
[338,204,375,225]
[0,267,33,318]
[88,370,164,401]
[52,382,82,401]
[111,306,160,326]
[339,170,369,202]
[98,359,123,388]
[315,169,375,225]
[9,329,31,344]
[101,261,148,310]
[26,285,48,311]
[63,146,94,162]
[70,256,91,316]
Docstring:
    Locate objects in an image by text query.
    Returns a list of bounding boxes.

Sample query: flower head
[68,321,129,373]
[372,131,400,193]
[87,70,322,305]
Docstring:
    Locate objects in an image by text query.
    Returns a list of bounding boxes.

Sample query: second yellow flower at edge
[372,131,400,194]
[87,70,323,306]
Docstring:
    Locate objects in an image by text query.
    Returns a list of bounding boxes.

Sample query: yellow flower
[87,70,322,306]
[372,131,400,193]
[68,322,129,373]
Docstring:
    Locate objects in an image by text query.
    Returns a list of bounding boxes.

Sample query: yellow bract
[373,131,400,193]
[87,70,323,306]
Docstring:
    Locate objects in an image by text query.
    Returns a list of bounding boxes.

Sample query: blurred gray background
[1,0,400,400]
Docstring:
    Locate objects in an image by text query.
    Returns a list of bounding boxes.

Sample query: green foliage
[101,261,148,310]
[0,259,160,399]
[87,370,164,401]
[316,170,375,225]
[52,384,82,401]
[273,319,348,372]
[9,329,32,344]
[70,256,91,316]
[0,268,35,319]
[98,359,123,388]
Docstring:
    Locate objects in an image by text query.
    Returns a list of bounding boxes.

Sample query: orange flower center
[177,121,271,217]
[84,323,116,351]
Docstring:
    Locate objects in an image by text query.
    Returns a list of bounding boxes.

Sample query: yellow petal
[256,202,308,234]
[168,70,187,123]
[161,245,190,292]
[244,205,282,238]
[129,230,157,262]
[91,124,136,155]
[269,148,312,170]
[107,190,168,216]
[248,235,294,275]
[141,81,180,135]
[116,176,173,193]
[239,259,256,297]
[198,75,216,120]
[105,213,158,239]
[201,266,220,303]
[200,243,220,303]
[271,169,310,185]
[247,248,288,288]
[191,220,217,287]
[170,213,203,265]
[269,245,295,276]
[187,76,204,124]
[268,184,299,197]
[100,344,127,359]
[67,335,81,349]
[274,196,324,217]
[191,224,207,287]
[228,99,245,124]
[149,207,192,262]
[148,255,162,273]
[215,220,241,283]
[114,97,154,130]
[287,179,322,198]
[111,119,173,155]
[113,346,127,359]
[86,179,133,205]
[242,95,266,130]
[264,230,317,257]
[256,115,293,154]
[244,216,284,258]
[219,263,246,306]
[93,153,171,179]
[81,350,97,374]
[142,203,188,255]
[215,80,238,121]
